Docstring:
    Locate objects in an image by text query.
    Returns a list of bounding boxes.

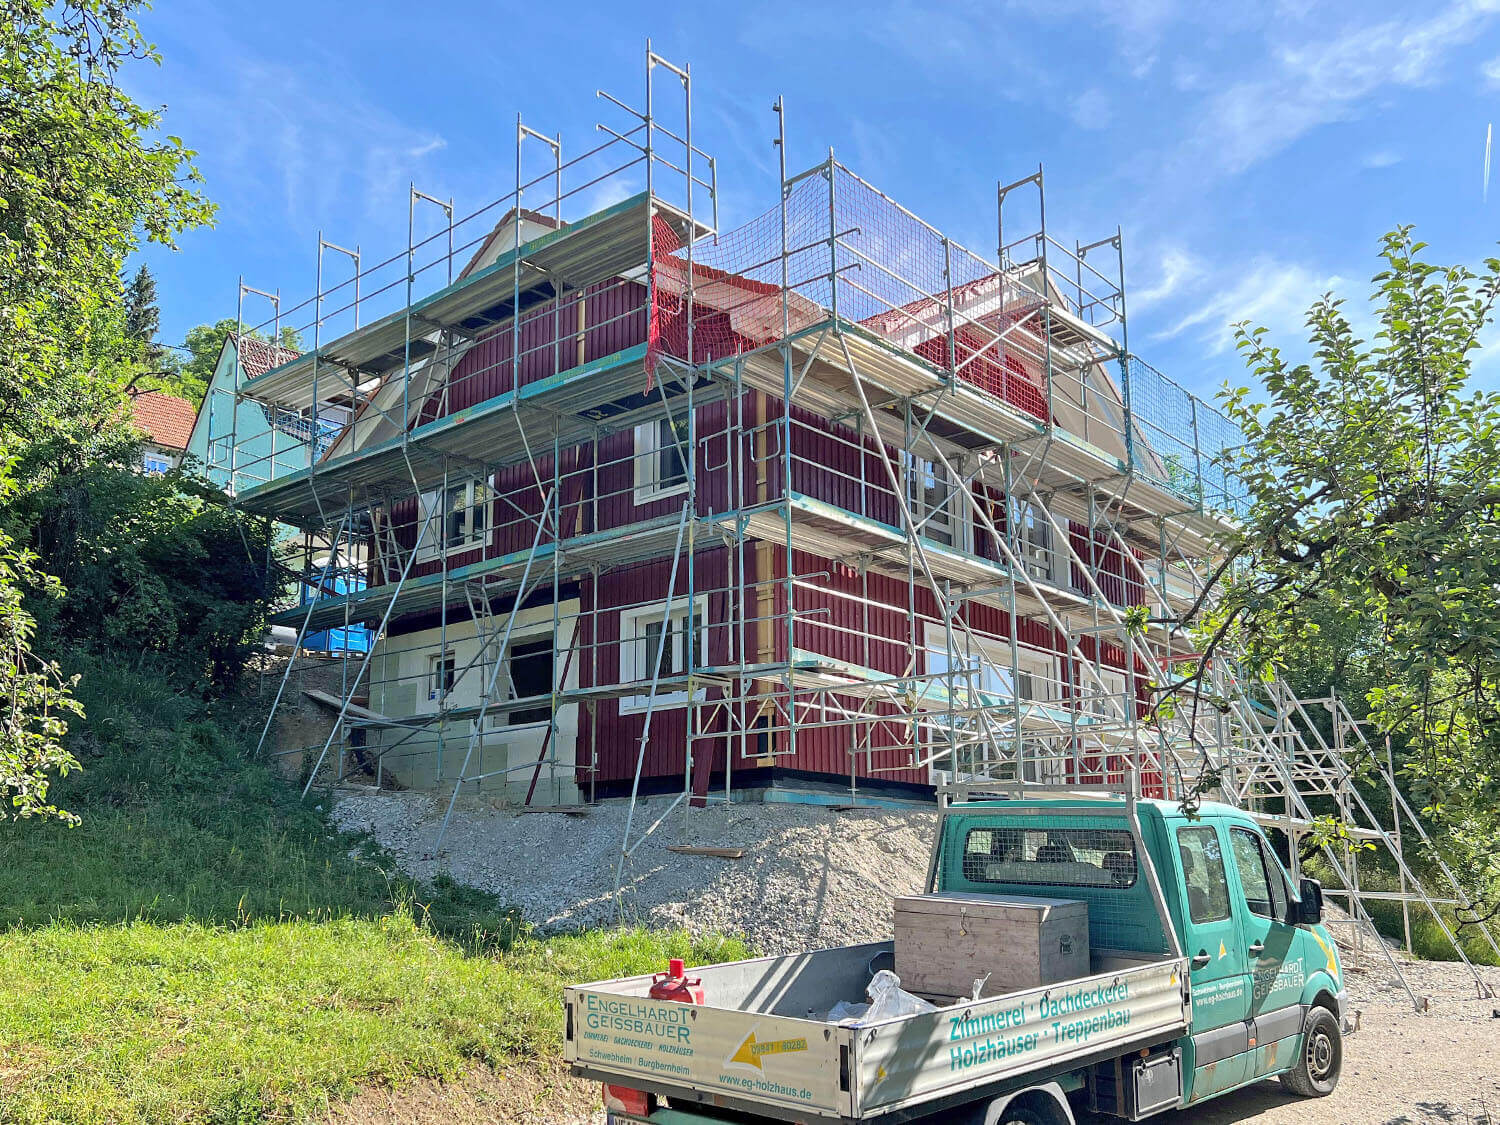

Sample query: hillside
[0,664,742,1124]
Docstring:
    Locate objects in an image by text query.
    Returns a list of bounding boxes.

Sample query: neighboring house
[184,332,306,490]
[128,389,196,474]
[183,332,369,655]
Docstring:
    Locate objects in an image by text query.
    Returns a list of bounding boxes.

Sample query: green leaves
[0,538,83,823]
[1214,227,1500,880]
[0,2,215,821]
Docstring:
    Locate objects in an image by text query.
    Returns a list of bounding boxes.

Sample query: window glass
[429,652,456,700]
[1231,828,1288,921]
[906,454,961,547]
[962,825,1137,888]
[506,637,553,725]
[431,480,489,552]
[444,483,467,548]
[1177,826,1231,924]
[658,417,688,490]
[1011,499,1054,580]
[627,601,704,683]
[643,618,669,678]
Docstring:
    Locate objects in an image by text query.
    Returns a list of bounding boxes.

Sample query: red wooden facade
[370,263,1162,799]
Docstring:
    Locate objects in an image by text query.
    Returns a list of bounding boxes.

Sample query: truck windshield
[961,825,1138,888]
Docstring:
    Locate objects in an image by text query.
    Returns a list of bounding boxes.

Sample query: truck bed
[564,942,1190,1121]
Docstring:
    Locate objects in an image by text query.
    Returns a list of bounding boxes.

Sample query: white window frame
[904,451,972,553]
[922,624,1060,785]
[417,477,492,561]
[1009,498,1055,583]
[428,650,457,702]
[142,452,172,475]
[618,594,709,713]
[633,415,691,505]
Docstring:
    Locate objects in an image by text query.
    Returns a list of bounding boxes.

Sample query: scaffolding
[219,46,1494,1004]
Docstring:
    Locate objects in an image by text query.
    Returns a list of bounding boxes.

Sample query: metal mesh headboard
[942,810,1170,956]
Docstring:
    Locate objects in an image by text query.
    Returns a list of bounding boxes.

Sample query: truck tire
[1280,1005,1342,1097]
[998,1111,1046,1125]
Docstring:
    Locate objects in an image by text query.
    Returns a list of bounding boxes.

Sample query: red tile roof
[232,332,301,378]
[130,390,197,451]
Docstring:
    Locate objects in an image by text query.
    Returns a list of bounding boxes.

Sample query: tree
[12,427,277,692]
[0,1,212,820]
[1175,228,1500,905]
[122,263,171,369]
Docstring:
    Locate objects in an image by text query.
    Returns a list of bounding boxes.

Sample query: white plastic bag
[863,968,936,1021]
[826,1000,870,1023]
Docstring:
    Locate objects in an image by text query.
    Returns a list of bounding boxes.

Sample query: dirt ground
[1085,954,1500,1124]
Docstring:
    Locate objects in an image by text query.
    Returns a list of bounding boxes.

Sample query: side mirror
[1295,877,1324,925]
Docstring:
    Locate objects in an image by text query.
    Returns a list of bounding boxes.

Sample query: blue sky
[130,0,1500,404]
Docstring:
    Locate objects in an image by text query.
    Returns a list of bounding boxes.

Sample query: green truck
[563,792,1354,1123]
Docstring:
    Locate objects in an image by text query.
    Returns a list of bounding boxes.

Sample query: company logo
[1309,930,1341,982]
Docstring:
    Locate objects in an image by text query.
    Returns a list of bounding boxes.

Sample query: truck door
[1173,823,1251,1100]
[1227,825,1304,1076]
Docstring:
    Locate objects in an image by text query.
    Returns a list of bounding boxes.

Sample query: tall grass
[0,659,749,1123]
[0,659,512,940]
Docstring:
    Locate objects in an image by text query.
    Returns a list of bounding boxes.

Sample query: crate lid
[893,891,1086,916]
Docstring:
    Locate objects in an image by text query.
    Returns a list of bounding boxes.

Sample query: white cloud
[1194,0,1500,174]
[221,57,448,226]
[1363,149,1403,168]
[1133,248,1204,308]
[1484,54,1500,86]
[1155,259,1342,354]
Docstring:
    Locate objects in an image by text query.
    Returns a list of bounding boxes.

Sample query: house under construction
[216,47,1496,1001]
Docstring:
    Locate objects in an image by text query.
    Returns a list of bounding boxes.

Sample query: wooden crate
[893,892,1090,1000]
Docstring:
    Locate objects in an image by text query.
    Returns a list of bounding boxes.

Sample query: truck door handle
[1248,941,1265,956]
[1192,950,1211,969]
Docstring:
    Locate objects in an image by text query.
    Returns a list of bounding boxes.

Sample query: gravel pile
[329,789,937,952]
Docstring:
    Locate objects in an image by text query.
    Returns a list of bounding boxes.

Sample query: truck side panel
[853,959,1188,1116]
[566,988,853,1118]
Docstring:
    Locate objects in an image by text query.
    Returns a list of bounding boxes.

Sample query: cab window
[1176,825,1231,924]
[1230,827,1290,921]
[961,825,1137,888]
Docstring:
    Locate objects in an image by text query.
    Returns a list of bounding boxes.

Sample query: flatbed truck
[563,793,1353,1123]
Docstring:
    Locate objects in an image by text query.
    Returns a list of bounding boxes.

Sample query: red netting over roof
[645,168,1053,423]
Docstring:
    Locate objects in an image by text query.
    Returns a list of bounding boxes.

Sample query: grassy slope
[0,663,747,1124]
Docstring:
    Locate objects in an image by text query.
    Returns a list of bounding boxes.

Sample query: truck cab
[934,795,1349,1109]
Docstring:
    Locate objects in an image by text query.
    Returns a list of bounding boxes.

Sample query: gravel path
[329,790,1500,1123]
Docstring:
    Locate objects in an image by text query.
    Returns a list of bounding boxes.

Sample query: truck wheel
[1000,1111,1046,1125]
[1280,1006,1342,1097]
